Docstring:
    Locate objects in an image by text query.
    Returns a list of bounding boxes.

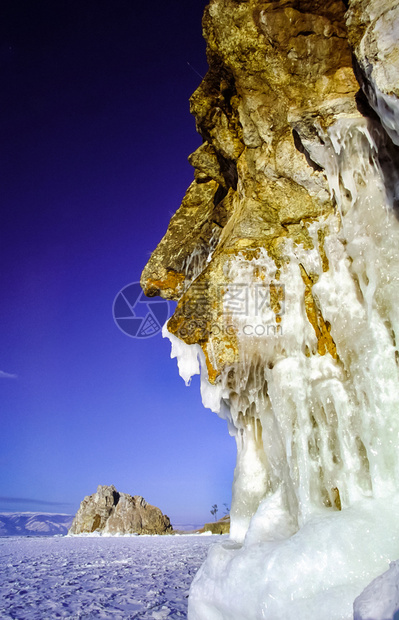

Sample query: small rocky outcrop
[68,485,173,535]
[204,515,230,535]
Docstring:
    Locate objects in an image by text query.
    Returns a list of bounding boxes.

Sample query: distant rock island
[69,485,173,535]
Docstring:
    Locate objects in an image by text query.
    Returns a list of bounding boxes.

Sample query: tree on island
[210,504,218,521]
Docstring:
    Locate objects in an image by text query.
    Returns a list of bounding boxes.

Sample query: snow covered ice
[0,534,218,619]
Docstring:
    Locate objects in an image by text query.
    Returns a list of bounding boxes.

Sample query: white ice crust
[189,492,399,620]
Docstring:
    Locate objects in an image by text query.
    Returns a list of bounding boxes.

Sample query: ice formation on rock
[182,115,399,618]
[141,0,399,617]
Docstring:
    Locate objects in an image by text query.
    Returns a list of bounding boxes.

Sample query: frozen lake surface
[0,534,220,619]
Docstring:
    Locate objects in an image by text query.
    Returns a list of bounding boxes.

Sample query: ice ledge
[189,493,399,620]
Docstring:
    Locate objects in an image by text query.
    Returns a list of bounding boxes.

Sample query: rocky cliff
[141,1,399,618]
[68,485,172,536]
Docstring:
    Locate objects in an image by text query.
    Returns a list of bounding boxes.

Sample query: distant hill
[171,523,204,532]
[0,512,74,537]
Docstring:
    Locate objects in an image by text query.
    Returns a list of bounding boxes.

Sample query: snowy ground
[0,534,221,619]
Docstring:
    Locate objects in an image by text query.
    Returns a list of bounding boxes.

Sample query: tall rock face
[142,1,399,618]
[68,486,172,536]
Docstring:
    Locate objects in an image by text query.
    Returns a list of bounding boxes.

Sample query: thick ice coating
[162,115,399,618]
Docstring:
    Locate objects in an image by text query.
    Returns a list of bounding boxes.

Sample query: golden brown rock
[142,1,399,617]
[141,0,399,547]
[141,0,360,376]
[203,515,230,534]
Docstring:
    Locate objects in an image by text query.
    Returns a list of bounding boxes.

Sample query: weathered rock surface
[142,0,399,617]
[68,485,172,535]
[141,0,358,377]
[346,0,399,143]
[141,0,399,534]
[347,0,399,95]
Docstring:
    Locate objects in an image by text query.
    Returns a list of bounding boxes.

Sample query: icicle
[183,226,220,287]
[367,80,399,146]
[162,323,201,386]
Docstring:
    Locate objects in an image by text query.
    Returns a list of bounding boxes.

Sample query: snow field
[0,534,220,619]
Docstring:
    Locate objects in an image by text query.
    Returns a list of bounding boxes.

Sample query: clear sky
[0,0,236,526]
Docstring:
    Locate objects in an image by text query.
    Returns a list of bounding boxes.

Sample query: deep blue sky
[0,0,235,525]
